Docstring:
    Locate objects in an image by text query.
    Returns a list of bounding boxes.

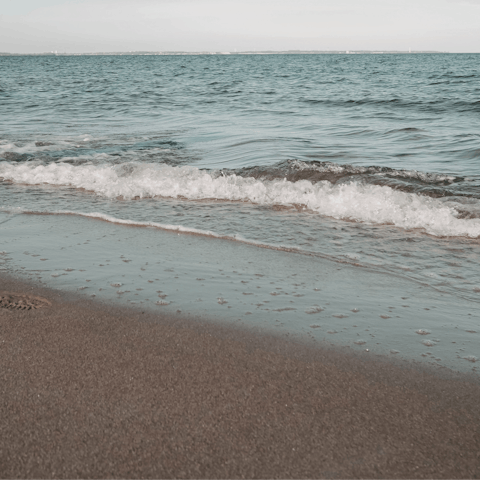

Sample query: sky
[0,0,479,53]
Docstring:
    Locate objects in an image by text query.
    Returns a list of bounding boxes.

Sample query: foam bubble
[416,329,431,335]
[305,306,323,314]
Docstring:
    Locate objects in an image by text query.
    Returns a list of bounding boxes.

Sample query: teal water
[1,54,479,372]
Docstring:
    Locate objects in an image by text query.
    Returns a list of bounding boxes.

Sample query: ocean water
[1,53,479,372]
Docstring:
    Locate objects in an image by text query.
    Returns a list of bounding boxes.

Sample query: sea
[1,53,479,373]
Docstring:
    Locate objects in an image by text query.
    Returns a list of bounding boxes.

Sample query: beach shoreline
[1,272,479,478]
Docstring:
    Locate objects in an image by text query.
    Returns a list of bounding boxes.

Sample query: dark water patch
[233,159,457,185]
[384,127,426,134]
[301,97,480,114]
[1,152,33,162]
[1,136,193,167]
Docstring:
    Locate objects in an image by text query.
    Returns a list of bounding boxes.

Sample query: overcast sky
[1,0,479,53]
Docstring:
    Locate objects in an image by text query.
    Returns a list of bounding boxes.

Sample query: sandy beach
[1,273,479,479]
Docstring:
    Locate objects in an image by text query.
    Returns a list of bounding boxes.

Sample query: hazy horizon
[1,0,479,54]
[0,50,453,55]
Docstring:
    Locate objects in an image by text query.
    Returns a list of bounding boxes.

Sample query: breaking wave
[1,160,480,238]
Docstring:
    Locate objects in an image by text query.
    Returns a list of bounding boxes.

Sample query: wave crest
[1,161,480,238]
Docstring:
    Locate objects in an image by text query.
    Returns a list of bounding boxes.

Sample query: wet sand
[1,274,479,479]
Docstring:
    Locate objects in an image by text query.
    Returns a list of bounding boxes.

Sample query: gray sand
[1,275,479,478]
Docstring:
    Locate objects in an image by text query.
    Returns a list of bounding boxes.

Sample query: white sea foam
[1,161,480,237]
[0,139,78,155]
[63,211,242,240]
[0,207,306,256]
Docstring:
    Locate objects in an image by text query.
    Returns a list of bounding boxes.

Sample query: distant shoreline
[0,50,452,56]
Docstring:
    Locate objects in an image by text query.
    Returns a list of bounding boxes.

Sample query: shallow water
[1,211,479,373]
[1,53,479,372]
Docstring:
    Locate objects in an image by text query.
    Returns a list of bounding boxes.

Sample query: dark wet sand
[1,274,479,479]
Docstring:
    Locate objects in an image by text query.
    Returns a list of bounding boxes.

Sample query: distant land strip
[0,50,450,56]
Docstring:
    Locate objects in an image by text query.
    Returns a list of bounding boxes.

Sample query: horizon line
[0,49,457,56]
